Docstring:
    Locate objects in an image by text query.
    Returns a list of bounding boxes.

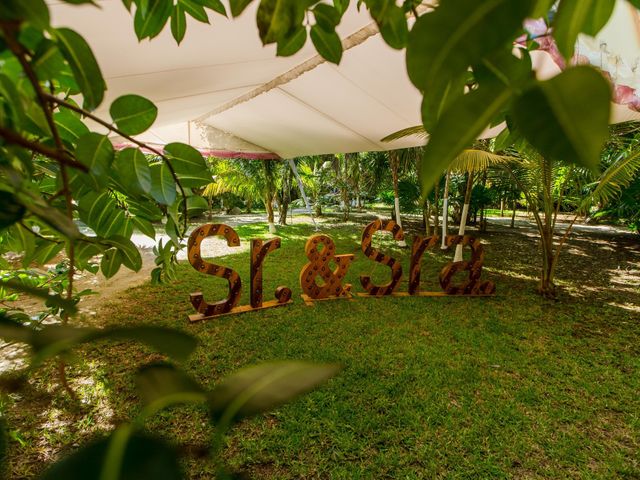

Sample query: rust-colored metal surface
[250,238,292,308]
[188,224,242,318]
[438,235,496,295]
[408,234,440,295]
[359,219,404,296]
[299,234,354,300]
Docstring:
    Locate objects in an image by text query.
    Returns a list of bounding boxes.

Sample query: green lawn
[4,220,640,478]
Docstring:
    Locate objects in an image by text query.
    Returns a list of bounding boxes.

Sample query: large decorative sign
[360,219,404,296]
[356,220,496,298]
[187,221,495,322]
[187,224,292,322]
[299,234,354,303]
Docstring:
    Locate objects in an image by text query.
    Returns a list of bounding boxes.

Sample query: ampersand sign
[439,235,496,295]
[299,234,354,299]
[188,224,242,317]
[360,219,404,296]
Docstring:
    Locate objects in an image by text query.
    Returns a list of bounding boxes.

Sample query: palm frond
[580,147,640,212]
[449,149,517,173]
[380,125,428,143]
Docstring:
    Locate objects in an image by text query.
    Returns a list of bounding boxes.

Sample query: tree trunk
[500,198,505,217]
[510,200,516,228]
[246,198,253,214]
[454,172,474,262]
[538,224,557,297]
[433,177,440,233]
[390,151,407,246]
[265,196,276,233]
[207,195,213,220]
[278,201,289,225]
[424,200,432,236]
[441,170,450,249]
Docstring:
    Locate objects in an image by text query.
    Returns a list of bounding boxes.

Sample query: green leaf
[310,25,342,64]
[2,279,77,315]
[0,74,26,128]
[74,238,103,269]
[110,94,158,135]
[132,216,156,239]
[629,0,640,8]
[102,235,143,271]
[6,224,36,267]
[39,432,183,480]
[52,28,106,111]
[257,0,304,45]
[277,27,307,56]
[406,0,534,91]
[32,240,64,265]
[149,163,177,205]
[134,0,173,39]
[128,198,163,222]
[0,191,25,230]
[420,73,468,132]
[113,147,152,194]
[163,142,211,188]
[78,191,127,238]
[170,4,187,44]
[208,362,340,425]
[333,0,349,15]
[376,4,408,49]
[511,66,611,171]
[229,0,253,17]
[29,325,197,366]
[179,0,209,23]
[0,314,33,344]
[15,190,81,240]
[136,363,206,418]
[532,0,556,18]
[0,0,50,30]
[193,0,226,16]
[100,247,122,279]
[420,82,513,193]
[74,132,114,189]
[186,195,208,217]
[553,0,616,59]
[32,39,69,81]
[313,3,341,31]
[54,110,90,146]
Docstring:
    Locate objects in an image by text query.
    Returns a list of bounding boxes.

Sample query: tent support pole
[288,158,318,231]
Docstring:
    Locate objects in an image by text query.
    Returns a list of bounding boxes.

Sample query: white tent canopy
[50,0,640,159]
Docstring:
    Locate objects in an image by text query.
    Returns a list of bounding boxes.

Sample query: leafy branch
[43,93,190,235]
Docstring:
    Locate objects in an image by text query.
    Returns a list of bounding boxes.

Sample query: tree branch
[0,126,88,172]
[44,93,190,235]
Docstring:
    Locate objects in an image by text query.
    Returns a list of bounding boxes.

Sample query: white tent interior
[49,0,640,160]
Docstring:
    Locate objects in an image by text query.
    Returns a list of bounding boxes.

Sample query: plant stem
[43,93,190,236]
[0,126,88,172]
[2,21,79,397]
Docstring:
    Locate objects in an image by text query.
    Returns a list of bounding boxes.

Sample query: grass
[3,218,640,478]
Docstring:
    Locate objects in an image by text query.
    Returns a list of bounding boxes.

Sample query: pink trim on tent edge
[113,143,281,160]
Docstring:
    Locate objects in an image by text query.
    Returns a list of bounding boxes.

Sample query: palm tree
[202,159,279,233]
[447,148,514,261]
[503,133,640,297]
[381,126,511,256]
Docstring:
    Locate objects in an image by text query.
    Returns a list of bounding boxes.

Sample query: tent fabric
[50,0,640,159]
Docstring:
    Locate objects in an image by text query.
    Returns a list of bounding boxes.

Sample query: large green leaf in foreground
[511,66,611,171]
